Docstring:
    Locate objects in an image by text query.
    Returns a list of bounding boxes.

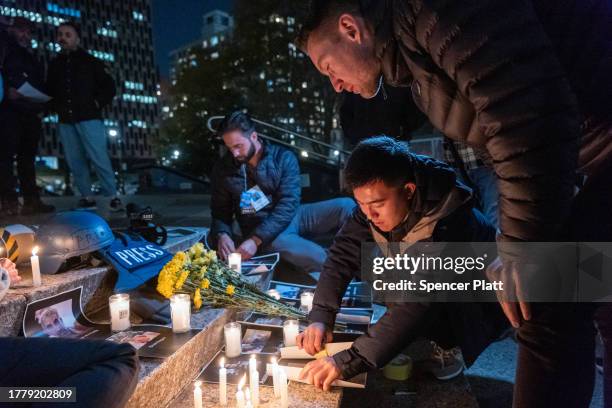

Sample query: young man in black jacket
[46,21,122,212]
[210,111,355,280]
[297,136,507,390]
[0,17,54,215]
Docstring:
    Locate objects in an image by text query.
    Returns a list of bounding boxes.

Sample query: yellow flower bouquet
[157,243,305,319]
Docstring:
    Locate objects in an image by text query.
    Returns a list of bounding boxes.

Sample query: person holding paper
[46,21,123,213]
[0,17,55,216]
[210,110,355,280]
[297,137,507,390]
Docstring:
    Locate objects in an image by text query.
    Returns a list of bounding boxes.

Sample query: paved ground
[4,193,604,407]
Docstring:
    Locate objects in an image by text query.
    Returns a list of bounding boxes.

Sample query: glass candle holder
[170,293,191,333]
[283,319,299,347]
[300,291,314,313]
[109,293,130,332]
[224,322,242,357]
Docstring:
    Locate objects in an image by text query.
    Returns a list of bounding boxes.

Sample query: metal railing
[206,115,350,168]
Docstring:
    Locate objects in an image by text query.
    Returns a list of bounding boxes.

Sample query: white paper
[280,342,353,359]
[266,364,365,389]
[17,82,52,103]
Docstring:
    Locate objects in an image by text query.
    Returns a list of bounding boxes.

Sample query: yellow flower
[156,252,187,298]
[175,270,189,289]
[226,285,235,296]
[193,288,202,310]
[201,278,210,289]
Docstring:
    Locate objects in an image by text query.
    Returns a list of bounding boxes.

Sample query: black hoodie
[309,155,506,378]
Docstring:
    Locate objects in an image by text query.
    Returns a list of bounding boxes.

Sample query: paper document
[17,82,52,103]
[280,342,353,359]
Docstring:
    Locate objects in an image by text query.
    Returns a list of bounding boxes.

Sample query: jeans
[59,120,117,197]
[0,109,42,203]
[262,197,356,278]
[466,166,499,229]
[0,337,139,408]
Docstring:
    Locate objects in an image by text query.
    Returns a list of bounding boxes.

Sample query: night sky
[152,0,232,80]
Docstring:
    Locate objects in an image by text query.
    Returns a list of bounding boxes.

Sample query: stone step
[0,226,207,337]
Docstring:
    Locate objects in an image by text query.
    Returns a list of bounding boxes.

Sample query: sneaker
[109,197,124,213]
[77,198,97,209]
[21,200,56,215]
[420,342,465,380]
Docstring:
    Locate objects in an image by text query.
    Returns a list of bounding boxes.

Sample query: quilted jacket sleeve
[401,0,581,254]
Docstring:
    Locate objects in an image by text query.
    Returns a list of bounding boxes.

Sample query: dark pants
[0,108,42,203]
[0,337,139,408]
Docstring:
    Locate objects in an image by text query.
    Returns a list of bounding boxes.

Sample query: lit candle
[266,289,281,300]
[271,357,280,398]
[109,293,130,332]
[300,291,314,312]
[279,369,289,408]
[249,355,259,407]
[224,322,242,358]
[170,294,191,333]
[30,246,41,287]
[193,380,203,408]
[219,357,227,406]
[228,252,241,273]
[236,375,246,408]
[244,387,252,408]
[283,319,299,347]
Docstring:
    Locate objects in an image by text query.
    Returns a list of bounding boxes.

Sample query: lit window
[210,36,219,47]
[210,52,219,59]
[133,11,145,21]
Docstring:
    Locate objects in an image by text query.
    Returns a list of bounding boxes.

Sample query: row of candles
[194,354,289,408]
[108,292,192,332]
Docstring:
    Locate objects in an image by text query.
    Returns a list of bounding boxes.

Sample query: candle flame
[32,246,39,256]
[238,374,246,389]
[220,357,225,368]
[194,380,202,388]
[251,354,256,360]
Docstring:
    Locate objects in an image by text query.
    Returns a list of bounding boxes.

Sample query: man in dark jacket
[0,17,54,216]
[46,21,122,212]
[210,111,355,278]
[297,1,611,405]
[297,136,507,389]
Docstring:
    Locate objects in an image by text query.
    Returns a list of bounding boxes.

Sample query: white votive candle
[219,357,227,406]
[271,357,280,398]
[170,293,191,333]
[109,293,130,332]
[224,322,242,358]
[283,319,299,347]
[249,355,259,407]
[300,291,314,312]
[193,380,203,408]
[228,252,241,273]
[236,375,246,408]
[266,289,281,300]
[279,369,289,408]
[31,246,41,287]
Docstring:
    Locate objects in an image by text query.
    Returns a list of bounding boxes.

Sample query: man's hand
[237,238,258,261]
[216,233,235,261]
[299,356,341,391]
[486,256,531,328]
[7,88,23,100]
[296,322,333,356]
[0,258,21,286]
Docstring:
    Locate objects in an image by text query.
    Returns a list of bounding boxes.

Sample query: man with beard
[210,110,355,280]
[295,1,612,406]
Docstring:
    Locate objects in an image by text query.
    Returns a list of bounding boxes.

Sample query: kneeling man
[297,136,507,389]
[210,110,355,279]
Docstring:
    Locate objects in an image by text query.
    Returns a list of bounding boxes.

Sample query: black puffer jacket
[366,0,612,252]
[46,48,116,124]
[210,142,301,246]
[310,155,506,378]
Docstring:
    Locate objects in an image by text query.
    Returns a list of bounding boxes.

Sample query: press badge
[240,185,270,214]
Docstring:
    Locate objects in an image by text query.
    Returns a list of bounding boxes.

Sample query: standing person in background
[46,21,123,212]
[0,17,54,216]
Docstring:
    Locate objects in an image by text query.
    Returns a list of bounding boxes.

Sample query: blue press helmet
[36,211,114,275]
